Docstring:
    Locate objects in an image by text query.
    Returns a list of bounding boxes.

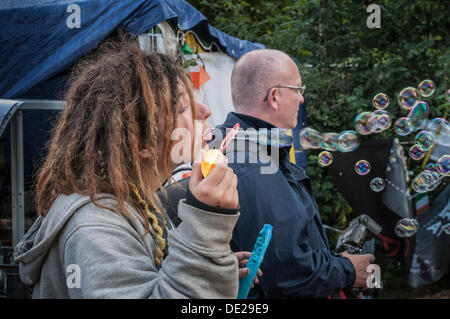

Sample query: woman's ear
[139,149,151,159]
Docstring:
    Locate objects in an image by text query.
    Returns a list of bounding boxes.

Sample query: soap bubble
[394,117,412,136]
[299,127,323,149]
[370,177,385,192]
[354,112,375,135]
[412,170,442,193]
[437,155,450,176]
[414,131,434,151]
[398,87,419,110]
[425,163,440,173]
[318,151,333,167]
[373,93,389,109]
[408,101,428,131]
[426,118,450,146]
[418,79,436,97]
[321,133,339,151]
[447,89,450,103]
[377,113,392,130]
[355,160,371,175]
[409,144,425,160]
[337,130,360,152]
[444,224,450,235]
[395,218,419,237]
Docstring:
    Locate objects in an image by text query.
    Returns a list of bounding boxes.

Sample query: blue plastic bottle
[237,224,273,299]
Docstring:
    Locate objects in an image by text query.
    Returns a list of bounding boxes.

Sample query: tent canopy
[0,0,264,99]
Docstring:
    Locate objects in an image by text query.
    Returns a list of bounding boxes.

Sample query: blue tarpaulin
[0,0,264,99]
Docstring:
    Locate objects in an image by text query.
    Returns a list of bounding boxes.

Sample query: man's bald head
[231,49,298,111]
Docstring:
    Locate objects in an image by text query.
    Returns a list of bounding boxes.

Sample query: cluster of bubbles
[306,79,448,211]
[355,160,371,175]
[406,119,449,161]
[370,177,385,192]
[395,218,419,238]
[354,110,392,135]
[299,128,360,153]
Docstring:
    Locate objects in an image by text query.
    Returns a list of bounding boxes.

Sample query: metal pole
[11,110,25,247]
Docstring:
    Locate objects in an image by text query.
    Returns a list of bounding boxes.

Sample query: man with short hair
[212,49,375,298]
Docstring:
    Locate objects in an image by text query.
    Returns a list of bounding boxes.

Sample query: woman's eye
[179,105,188,113]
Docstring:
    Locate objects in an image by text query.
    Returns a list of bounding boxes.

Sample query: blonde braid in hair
[130,183,166,267]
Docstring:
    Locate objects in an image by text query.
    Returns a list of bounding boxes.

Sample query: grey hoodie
[13,193,240,299]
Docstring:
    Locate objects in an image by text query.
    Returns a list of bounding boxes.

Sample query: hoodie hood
[13,193,114,285]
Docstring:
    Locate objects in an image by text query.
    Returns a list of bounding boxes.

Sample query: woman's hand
[234,251,263,288]
[189,149,239,210]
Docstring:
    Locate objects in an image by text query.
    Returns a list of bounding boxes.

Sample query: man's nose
[298,93,305,105]
[195,100,212,120]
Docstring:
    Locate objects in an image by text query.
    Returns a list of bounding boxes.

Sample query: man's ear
[268,88,279,111]
[139,149,151,159]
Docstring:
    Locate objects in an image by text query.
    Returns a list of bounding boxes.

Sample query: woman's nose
[195,100,212,120]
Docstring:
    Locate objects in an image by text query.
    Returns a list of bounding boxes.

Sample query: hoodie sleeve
[62,200,239,299]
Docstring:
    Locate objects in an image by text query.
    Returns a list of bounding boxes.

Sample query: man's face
[277,61,304,129]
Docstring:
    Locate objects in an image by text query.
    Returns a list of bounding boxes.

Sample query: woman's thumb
[190,149,205,183]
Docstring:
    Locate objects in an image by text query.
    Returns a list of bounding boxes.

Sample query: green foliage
[188,0,450,293]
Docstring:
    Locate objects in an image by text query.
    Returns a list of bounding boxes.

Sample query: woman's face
[174,82,212,165]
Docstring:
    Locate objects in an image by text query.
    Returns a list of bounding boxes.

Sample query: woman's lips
[203,127,213,142]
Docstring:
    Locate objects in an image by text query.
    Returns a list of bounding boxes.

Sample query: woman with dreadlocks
[13,37,240,298]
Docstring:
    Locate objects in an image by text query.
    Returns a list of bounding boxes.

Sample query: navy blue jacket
[212,112,356,298]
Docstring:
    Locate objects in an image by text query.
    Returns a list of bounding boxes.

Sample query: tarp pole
[11,109,25,247]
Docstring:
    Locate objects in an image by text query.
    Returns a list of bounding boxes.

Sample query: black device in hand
[334,214,383,298]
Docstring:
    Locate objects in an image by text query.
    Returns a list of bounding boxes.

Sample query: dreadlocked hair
[35,36,195,267]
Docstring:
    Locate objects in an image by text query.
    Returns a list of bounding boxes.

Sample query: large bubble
[414,131,434,151]
[395,218,419,237]
[426,118,450,146]
[437,155,449,176]
[407,101,429,131]
[376,113,392,130]
[321,132,339,151]
[337,130,360,152]
[318,151,333,167]
[398,87,419,110]
[299,127,323,149]
[418,79,436,97]
[373,93,389,109]
[355,160,371,175]
[354,112,374,135]
[412,170,442,193]
[394,117,413,136]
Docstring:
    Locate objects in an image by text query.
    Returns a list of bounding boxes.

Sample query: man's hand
[234,251,263,288]
[341,252,375,290]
